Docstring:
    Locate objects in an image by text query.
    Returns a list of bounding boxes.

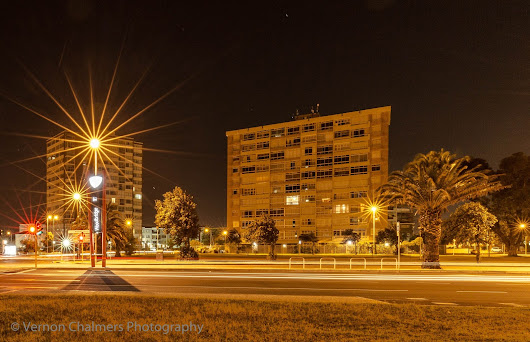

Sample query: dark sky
[0,1,528,229]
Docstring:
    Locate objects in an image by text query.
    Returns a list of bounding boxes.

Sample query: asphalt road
[1,268,530,307]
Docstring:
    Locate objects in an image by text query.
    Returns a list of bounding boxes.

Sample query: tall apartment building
[46,132,143,237]
[226,106,391,245]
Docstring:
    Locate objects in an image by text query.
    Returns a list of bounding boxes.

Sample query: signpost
[396,221,401,271]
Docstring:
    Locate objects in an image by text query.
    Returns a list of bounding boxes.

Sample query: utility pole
[396,222,401,271]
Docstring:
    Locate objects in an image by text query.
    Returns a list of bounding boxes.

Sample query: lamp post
[89,174,105,267]
[371,206,378,255]
[223,230,228,251]
[29,225,37,268]
[520,224,527,255]
[396,221,401,271]
[204,228,212,248]
[7,231,11,243]
[46,215,52,253]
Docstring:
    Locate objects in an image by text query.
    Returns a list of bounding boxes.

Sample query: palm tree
[105,203,128,257]
[379,150,503,268]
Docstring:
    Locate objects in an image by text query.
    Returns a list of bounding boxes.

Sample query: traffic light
[78,234,84,242]
[29,226,36,234]
[36,221,43,235]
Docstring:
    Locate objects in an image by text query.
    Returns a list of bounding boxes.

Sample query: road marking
[499,303,526,307]
[456,291,507,294]
[432,302,458,305]
[407,298,428,301]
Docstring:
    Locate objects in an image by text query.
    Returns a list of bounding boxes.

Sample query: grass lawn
[1,294,529,341]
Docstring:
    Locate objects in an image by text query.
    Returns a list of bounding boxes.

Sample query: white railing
[289,257,305,269]
[349,258,367,270]
[319,257,336,270]
[380,258,398,270]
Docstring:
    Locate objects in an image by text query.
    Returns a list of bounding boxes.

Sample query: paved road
[1,268,530,307]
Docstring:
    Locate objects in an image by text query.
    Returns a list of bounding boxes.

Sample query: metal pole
[89,207,95,267]
[453,239,456,256]
[397,222,400,271]
[526,236,528,255]
[34,234,38,269]
[46,217,49,254]
[102,174,107,268]
[372,211,376,255]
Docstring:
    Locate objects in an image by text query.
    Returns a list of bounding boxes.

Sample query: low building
[141,227,170,250]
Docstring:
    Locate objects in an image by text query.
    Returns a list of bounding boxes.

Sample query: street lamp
[520,224,527,255]
[204,228,212,248]
[29,225,37,268]
[371,206,378,255]
[223,230,228,251]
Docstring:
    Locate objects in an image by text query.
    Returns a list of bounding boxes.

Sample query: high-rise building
[46,131,143,237]
[226,106,390,245]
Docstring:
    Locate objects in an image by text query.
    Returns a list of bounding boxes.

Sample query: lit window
[111,198,116,204]
[135,194,142,200]
[286,195,299,205]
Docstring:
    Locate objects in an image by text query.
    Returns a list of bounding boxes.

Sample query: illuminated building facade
[226,106,390,245]
[46,131,143,237]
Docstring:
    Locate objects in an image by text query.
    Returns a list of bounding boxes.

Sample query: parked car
[491,247,502,253]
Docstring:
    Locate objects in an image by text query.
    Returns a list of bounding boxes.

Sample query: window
[335,204,349,214]
[286,195,299,205]
[287,126,300,135]
[350,191,368,198]
[336,119,350,126]
[317,157,333,167]
[257,165,269,172]
[351,154,368,163]
[350,217,360,225]
[353,129,365,137]
[241,144,256,152]
[242,188,256,196]
[285,184,301,193]
[270,208,285,217]
[257,131,269,139]
[334,167,350,177]
[242,210,253,218]
[256,209,269,216]
[290,161,296,169]
[302,218,314,225]
[232,156,240,162]
[242,166,256,174]
[317,169,332,178]
[135,194,142,200]
[257,141,269,150]
[303,123,315,132]
[351,166,368,175]
[305,147,313,155]
[317,145,332,155]
[372,165,381,172]
[232,168,239,173]
[257,153,269,160]
[286,138,300,147]
[350,205,361,213]
[271,128,284,137]
[334,155,350,164]
[272,186,282,194]
[303,195,315,203]
[301,171,315,179]
[111,198,116,204]
[334,130,350,138]
[303,159,314,167]
[320,121,333,130]
[302,183,316,191]
[243,133,255,141]
[285,172,300,181]
[232,189,238,195]
[271,152,285,160]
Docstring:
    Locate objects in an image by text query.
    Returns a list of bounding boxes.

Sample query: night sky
[0,1,528,229]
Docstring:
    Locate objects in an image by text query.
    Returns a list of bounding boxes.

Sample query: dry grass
[0,294,529,341]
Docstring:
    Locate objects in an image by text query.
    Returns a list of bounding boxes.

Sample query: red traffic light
[29,226,36,233]
[78,234,84,241]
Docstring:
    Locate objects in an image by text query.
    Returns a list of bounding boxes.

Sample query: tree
[226,228,242,253]
[341,229,361,254]
[299,232,319,254]
[105,203,128,257]
[488,152,530,256]
[245,215,279,260]
[155,186,200,259]
[379,150,503,268]
[376,226,401,254]
[20,238,35,253]
[442,202,497,263]
[43,232,54,252]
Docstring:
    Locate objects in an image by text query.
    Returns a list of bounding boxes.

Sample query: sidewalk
[4,256,530,274]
